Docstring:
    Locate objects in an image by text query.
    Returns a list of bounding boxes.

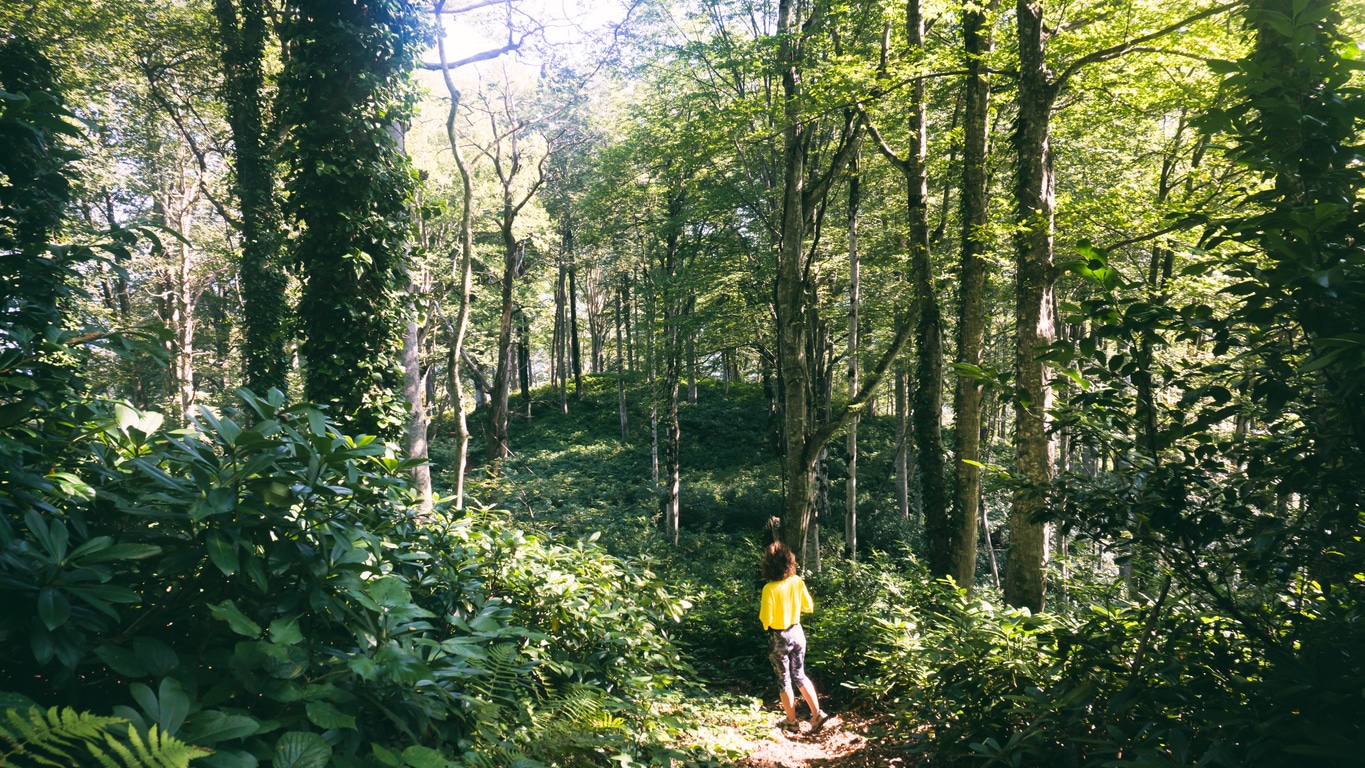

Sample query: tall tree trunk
[1004,0,1056,612]
[488,234,517,466]
[214,0,288,396]
[895,366,910,519]
[556,256,568,413]
[518,308,532,419]
[658,190,686,545]
[171,222,197,425]
[646,268,660,486]
[845,150,861,559]
[904,0,950,581]
[687,320,697,404]
[950,0,995,589]
[615,287,628,439]
[569,252,583,398]
[402,301,432,515]
[663,279,682,546]
[280,0,415,438]
[434,21,475,507]
[625,276,636,376]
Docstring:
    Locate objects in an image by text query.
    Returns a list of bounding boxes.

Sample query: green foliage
[277,0,426,437]
[0,704,207,768]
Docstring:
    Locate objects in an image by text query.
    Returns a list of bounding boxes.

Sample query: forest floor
[736,712,916,768]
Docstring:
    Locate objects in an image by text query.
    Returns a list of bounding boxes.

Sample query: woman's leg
[798,678,821,718]
[769,631,799,724]
[789,626,825,722]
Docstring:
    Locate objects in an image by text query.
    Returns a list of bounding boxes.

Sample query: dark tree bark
[214,0,289,396]
[865,0,948,576]
[660,197,684,545]
[949,0,996,590]
[775,0,907,560]
[615,286,627,438]
[845,149,861,559]
[1004,0,1055,613]
[518,307,532,419]
[569,253,583,398]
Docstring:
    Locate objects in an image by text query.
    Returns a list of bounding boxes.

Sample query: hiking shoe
[779,719,801,734]
[809,711,832,732]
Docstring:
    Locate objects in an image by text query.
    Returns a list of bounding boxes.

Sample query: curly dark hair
[761,541,797,582]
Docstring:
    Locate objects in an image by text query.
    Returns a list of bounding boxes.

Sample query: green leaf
[209,600,262,637]
[273,731,331,768]
[182,711,260,745]
[133,636,180,678]
[269,616,304,646]
[95,644,149,678]
[206,530,240,576]
[304,702,356,731]
[401,745,452,768]
[155,677,192,735]
[366,576,410,608]
[80,543,162,563]
[36,587,70,630]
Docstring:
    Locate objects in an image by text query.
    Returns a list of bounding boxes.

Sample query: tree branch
[1052,1,1241,94]
[804,307,915,465]
[860,112,910,175]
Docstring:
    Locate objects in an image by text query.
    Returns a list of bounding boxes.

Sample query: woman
[759,541,831,733]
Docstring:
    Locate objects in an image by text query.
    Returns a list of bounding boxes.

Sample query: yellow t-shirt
[759,575,814,631]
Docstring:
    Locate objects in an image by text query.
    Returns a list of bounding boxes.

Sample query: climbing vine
[277,0,423,437]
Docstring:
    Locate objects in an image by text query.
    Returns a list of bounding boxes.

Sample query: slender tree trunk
[895,366,910,519]
[687,321,697,404]
[569,245,583,398]
[402,302,432,515]
[214,0,288,396]
[625,276,636,376]
[171,224,197,425]
[518,308,532,419]
[904,0,950,580]
[846,150,861,559]
[646,268,660,486]
[616,287,628,439]
[488,234,516,465]
[556,257,568,413]
[657,190,687,545]
[663,280,682,547]
[950,0,995,589]
[432,12,476,505]
[1004,0,1057,612]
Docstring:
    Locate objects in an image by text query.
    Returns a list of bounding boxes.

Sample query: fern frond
[0,707,207,768]
[1,707,125,768]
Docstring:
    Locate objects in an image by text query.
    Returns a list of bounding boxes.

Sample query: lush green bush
[1,388,713,767]
[852,574,1363,767]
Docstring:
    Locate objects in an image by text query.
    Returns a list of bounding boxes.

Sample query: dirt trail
[737,714,915,768]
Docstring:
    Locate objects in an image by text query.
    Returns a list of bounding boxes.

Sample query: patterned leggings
[767,624,809,693]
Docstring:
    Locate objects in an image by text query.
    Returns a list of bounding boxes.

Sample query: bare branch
[805,309,915,464]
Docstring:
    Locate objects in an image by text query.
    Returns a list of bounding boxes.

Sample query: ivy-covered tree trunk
[903,0,950,580]
[279,0,419,438]
[1004,0,1056,612]
[213,0,288,396]
[950,0,995,589]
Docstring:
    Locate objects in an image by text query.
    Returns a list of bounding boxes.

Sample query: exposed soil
[737,713,920,768]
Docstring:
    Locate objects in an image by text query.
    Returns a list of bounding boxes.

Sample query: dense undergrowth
[452,376,1364,767]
